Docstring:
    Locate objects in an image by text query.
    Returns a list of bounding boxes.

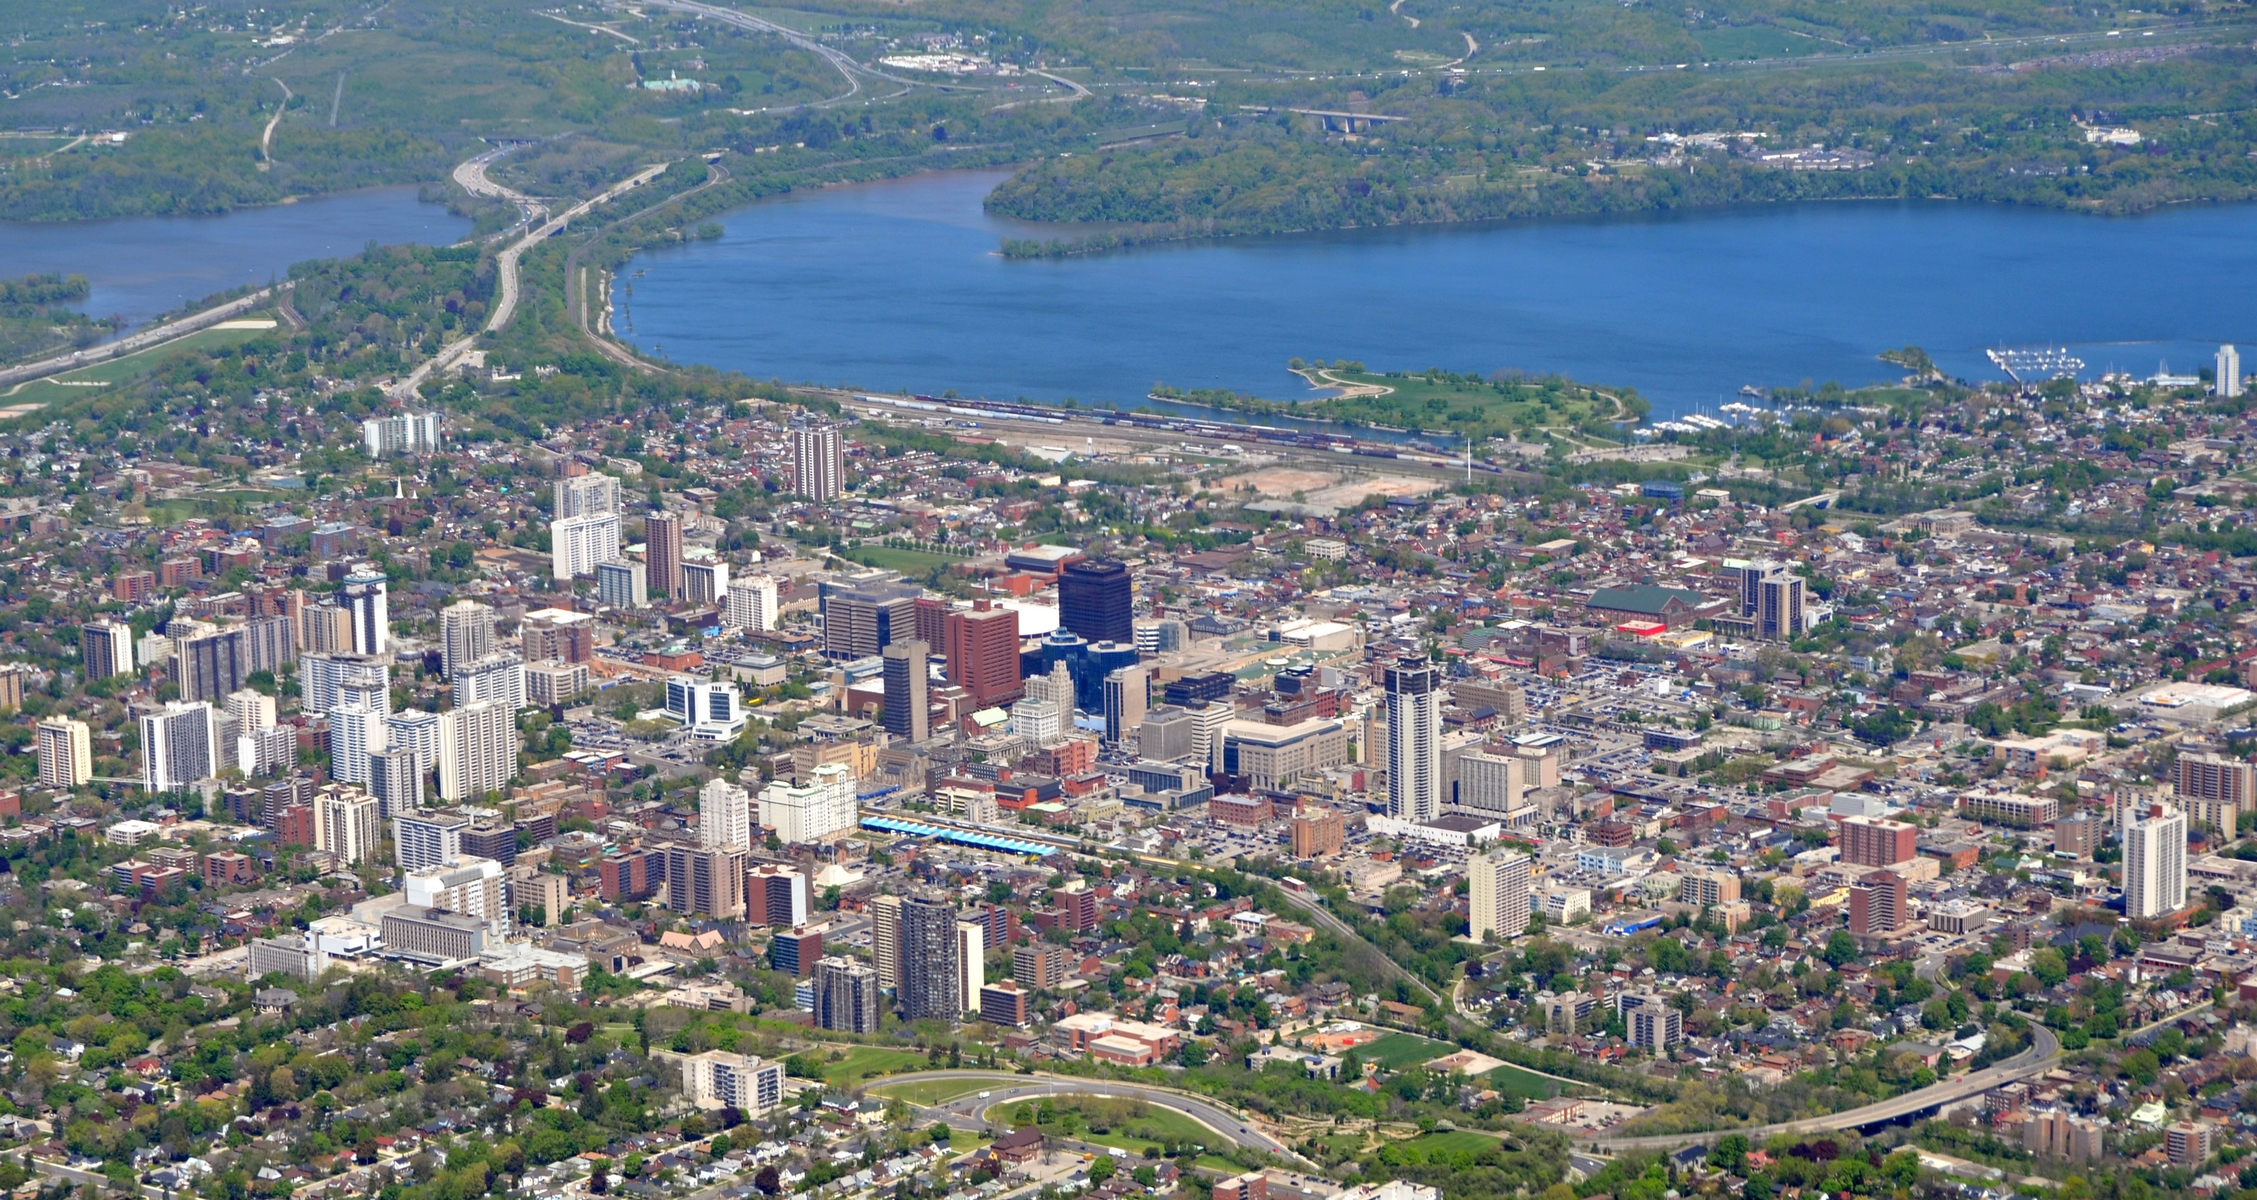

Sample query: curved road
[260,78,294,167]
[453,141,547,236]
[1592,1023,2069,1150]
[870,1070,1312,1166]
[618,0,904,102]
[392,159,668,398]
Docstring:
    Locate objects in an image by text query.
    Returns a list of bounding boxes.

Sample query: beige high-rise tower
[870,893,903,990]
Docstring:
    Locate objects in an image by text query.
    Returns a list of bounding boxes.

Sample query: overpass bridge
[1593,1004,2211,1151]
[1238,104,1410,133]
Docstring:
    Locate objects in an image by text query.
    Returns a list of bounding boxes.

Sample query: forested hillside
[988,41,2257,245]
[4,0,2254,245]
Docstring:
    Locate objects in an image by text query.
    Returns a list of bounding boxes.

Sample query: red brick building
[114,571,157,602]
[203,851,256,885]
[276,802,314,848]
[1840,815,1917,868]
[599,850,658,901]
[945,599,1022,709]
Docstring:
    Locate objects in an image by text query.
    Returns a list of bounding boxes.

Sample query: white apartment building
[550,512,623,580]
[760,762,856,845]
[438,701,516,801]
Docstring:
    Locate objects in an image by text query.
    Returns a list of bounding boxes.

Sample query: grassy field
[839,544,967,575]
[1386,1130,1503,1163]
[867,1078,991,1106]
[1301,366,1621,440]
[1011,1096,1218,1154]
[945,1128,988,1152]
[1357,1031,1454,1070]
[1,320,281,411]
[1317,1133,1367,1160]
[1486,1062,1562,1100]
[820,1046,930,1087]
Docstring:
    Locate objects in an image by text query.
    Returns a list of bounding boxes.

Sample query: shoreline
[989,187,2257,261]
[592,167,2257,420]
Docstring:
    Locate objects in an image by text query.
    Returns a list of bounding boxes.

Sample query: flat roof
[1004,544,1082,565]
[859,816,1056,857]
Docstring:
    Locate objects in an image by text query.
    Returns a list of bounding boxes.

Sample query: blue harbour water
[0,186,470,331]
[612,169,2257,419]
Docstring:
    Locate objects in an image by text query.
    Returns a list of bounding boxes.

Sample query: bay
[615,169,2257,419]
[0,187,471,331]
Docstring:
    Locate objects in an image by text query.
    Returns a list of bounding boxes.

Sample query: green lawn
[867,1078,991,1106]
[2,320,282,412]
[1485,1062,1562,1100]
[1357,1032,1453,1070]
[1299,366,1621,440]
[945,1128,988,1152]
[1387,1130,1501,1163]
[1007,1096,1217,1154]
[820,1046,930,1087]
[838,544,967,575]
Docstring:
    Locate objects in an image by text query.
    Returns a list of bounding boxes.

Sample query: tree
[1822,930,1859,968]
[1709,1135,1750,1173]
[1088,1156,1116,1185]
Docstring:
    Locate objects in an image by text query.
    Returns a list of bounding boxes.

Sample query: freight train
[851,392,1512,475]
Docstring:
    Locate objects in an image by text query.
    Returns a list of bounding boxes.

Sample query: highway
[0,282,295,392]
[1588,1001,2214,1150]
[391,159,669,399]
[562,158,733,371]
[1077,845,2113,1161]
[259,78,294,169]
[1589,1022,2061,1150]
[619,0,901,103]
[871,1070,1312,1165]
[453,141,548,237]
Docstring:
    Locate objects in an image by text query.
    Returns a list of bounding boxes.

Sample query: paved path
[260,78,294,168]
[563,160,731,371]
[870,1070,1313,1166]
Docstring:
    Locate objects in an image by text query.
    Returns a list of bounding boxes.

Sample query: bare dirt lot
[1218,467,1442,510]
